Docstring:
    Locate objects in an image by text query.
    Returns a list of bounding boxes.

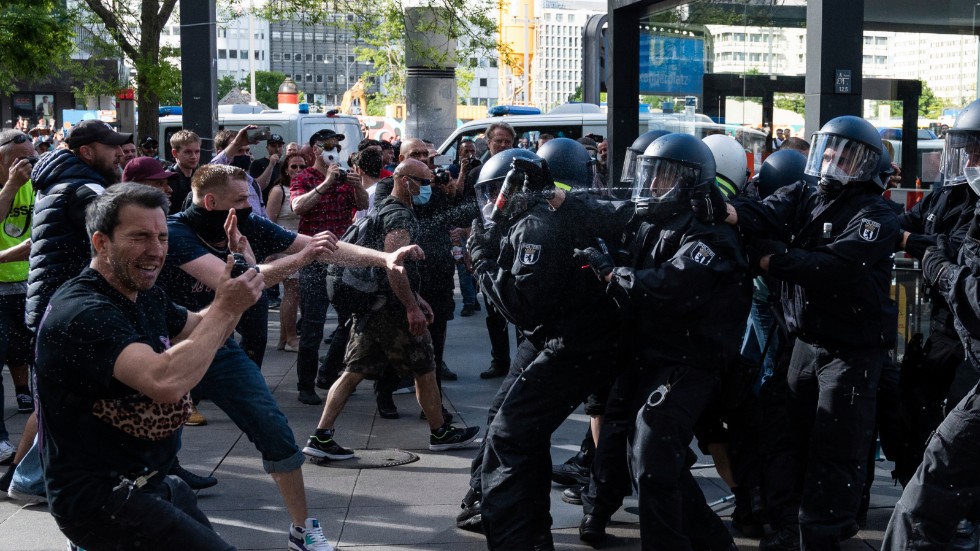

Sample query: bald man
[303,159,480,459]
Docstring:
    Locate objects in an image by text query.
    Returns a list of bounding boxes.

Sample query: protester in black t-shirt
[36,184,264,550]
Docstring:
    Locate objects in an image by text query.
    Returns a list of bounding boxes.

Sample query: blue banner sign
[638,34,705,97]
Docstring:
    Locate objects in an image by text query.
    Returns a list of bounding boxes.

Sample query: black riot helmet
[757,149,808,199]
[942,98,980,192]
[474,148,541,226]
[632,133,716,210]
[622,129,672,183]
[804,115,884,189]
[536,137,596,190]
[877,147,896,189]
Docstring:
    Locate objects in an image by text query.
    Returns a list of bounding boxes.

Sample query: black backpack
[325,202,405,315]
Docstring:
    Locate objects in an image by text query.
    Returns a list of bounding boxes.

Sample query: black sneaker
[377,396,399,419]
[15,393,32,414]
[460,304,478,317]
[170,459,218,490]
[298,390,323,405]
[562,485,584,505]
[440,362,459,381]
[759,524,801,551]
[579,513,608,546]
[429,424,480,451]
[479,361,508,379]
[303,432,355,460]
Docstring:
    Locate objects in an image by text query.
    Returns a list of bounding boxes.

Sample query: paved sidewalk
[0,302,900,550]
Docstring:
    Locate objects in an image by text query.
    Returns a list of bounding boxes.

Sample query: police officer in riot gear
[894,99,980,485]
[881,99,980,550]
[704,134,749,199]
[616,130,672,199]
[537,137,597,192]
[697,115,900,550]
[575,132,751,551]
[468,147,625,551]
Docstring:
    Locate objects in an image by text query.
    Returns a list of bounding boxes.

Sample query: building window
[864,36,873,45]
[306,74,313,82]
[272,31,281,40]
[316,54,324,62]
[240,50,248,59]
[272,53,281,61]
[876,36,887,45]
[327,76,335,83]
[229,49,237,59]
[294,53,303,61]
[556,13,563,22]
[316,75,324,83]
[254,50,261,60]
[219,49,227,59]
[480,77,488,86]
[490,59,498,67]
[305,53,313,61]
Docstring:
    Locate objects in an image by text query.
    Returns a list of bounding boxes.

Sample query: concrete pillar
[404,7,457,145]
[607,3,642,185]
[179,0,218,162]
[804,0,864,139]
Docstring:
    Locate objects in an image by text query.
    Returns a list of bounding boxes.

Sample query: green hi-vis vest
[0,181,34,283]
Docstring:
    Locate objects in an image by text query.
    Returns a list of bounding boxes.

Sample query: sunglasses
[404,174,431,187]
[289,164,306,170]
[0,134,29,147]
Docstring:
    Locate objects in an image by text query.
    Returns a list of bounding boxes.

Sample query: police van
[158,105,363,168]
[437,103,769,172]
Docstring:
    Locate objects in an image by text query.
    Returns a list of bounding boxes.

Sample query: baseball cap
[140,136,159,148]
[123,156,176,182]
[268,133,285,144]
[309,129,345,146]
[577,137,598,151]
[67,120,133,149]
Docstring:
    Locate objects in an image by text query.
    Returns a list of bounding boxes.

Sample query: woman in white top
[267,152,306,351]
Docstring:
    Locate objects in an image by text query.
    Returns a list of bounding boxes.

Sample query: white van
[436,104,770,172]
[158,107,364,168]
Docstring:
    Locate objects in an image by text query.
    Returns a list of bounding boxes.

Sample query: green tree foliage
[918,82,944,119]
[259,0,498,105]
[78,0,179,142]
[217,75,239,100]
[775,94,805,115]
[0,1,77,95]
[240,71,289,108]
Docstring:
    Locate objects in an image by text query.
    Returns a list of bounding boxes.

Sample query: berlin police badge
[691,241,716,266]
[858,218,881,241]
[520,243,542,265]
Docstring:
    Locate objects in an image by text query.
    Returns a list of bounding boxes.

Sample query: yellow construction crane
[340,79,367,115]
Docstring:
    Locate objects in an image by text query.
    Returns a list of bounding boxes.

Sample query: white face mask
[321,150,336,165]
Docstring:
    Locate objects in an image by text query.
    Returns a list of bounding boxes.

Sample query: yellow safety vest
[0,181,34,283]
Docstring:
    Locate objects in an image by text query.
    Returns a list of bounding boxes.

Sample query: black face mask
[183,204,253,244]
[230,155,252,171]
[818,177,844,199]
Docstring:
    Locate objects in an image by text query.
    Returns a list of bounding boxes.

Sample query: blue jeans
[456,263,478,306]
[195,339,305,473]
[59,475,235,551]
[11,435,45,496]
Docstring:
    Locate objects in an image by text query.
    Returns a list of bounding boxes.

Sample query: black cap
[268,133,285,144]
[66,120,134,149]
[140,136,158,148]
[309,129,345,146]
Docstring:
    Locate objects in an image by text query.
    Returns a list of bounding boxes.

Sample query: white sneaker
[288,518,335,551]
[0,440,14,464]
[8,485,46,505]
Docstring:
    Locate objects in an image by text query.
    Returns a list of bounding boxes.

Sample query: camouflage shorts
[344,309,436,380]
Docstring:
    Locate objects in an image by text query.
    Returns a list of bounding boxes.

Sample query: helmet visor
[942,130,980,187]
[804,134,880,182]
[621,149,640,183]
[632,156,701,202]
[475,178,503,227]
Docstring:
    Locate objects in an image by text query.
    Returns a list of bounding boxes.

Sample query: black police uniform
[733,180,900,549]
[881,230,980,548]
[605,204,751,551]
[896,184,978,482]
[475,198,623,551]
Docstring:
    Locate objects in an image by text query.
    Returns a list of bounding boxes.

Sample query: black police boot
[532,530,555,551]
[169,458,218,490]
[561,484,585,505]
[759,524,801,551]
[456,487,483,532]
[552,451,591,486]
[377,394,399,419]
[440,361,459,381]
[579,513,608,546]
[731,487,765,539]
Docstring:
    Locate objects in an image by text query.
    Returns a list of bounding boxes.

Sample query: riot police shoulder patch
[690,241,716,265]
[519,243,542,265]
[858,218,881,241]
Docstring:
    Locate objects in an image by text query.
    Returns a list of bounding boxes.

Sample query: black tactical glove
[744,237,787,275]
[514,157,554,193]
[690,182,729,224]
[468,218,499,271]
[573,247,615,281]
[922,234,954,289]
